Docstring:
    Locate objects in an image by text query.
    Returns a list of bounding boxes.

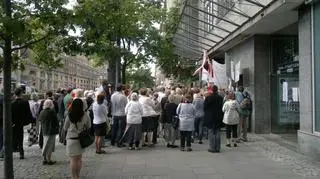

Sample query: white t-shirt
[92,102,108,124]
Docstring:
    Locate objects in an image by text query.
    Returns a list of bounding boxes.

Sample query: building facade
[6,55,107,92]
[173,0,320,159]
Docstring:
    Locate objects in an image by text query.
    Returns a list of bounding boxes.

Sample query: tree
[154,4,198,85]
[73,0,165,84]
[126,67,155,90]
[1,1,72,178]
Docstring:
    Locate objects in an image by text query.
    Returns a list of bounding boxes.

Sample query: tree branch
[11,34,50,51]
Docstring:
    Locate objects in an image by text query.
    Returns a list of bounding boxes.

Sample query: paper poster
[292,87,299,102]
[231,60,234,81]
[212,60,228,89]
[234,61,241,82]
[282,82,288,102]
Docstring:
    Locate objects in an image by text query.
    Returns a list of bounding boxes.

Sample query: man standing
[12,88,33,159]
[63,87,73,110]
[204,85,224,153]
[235,86,247,142]
[57,89,67,144]
[110,85,127,147]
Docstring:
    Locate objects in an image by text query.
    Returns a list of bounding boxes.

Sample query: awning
[172,0,271,60]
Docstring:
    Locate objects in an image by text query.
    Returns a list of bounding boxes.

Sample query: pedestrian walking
[223,92,240,147]
[176,94,196,152]
[238,91,252,142]
[124,92,143,150]
[204,85,224,153]
[93,93,108,154]
[39,99,59,165]
[64,98,91,179]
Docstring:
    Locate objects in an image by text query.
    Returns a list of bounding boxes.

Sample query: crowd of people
[0,80,252,179]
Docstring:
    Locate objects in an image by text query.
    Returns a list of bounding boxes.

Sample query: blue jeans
[194,117,204,141]
[111,116,126,145]
[0,127,3,152]
[208,129,221,152]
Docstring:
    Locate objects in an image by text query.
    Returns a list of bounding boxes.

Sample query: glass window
[314,3,320,132]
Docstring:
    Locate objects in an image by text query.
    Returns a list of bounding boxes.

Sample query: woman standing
[222,92,240,147]
[64,99,91,179]
[139,88,157,147]
[28,93,40,147]
[125,92,143,150]
[92,93,108,154]
[176,95,196,152]
[193,91,205,144]
[39,99,59,165]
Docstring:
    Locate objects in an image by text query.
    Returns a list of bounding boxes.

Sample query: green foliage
[73,0,166,83]
[154,5,198,83]
[0,0,74,70]
[126,67,155,90]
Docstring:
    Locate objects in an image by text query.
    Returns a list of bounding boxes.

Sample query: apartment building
[6,55,107,92]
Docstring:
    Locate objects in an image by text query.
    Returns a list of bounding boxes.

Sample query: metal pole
[3,0,14,178]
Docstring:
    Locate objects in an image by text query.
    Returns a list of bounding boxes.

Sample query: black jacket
[163,102,178,123]
[39,108,59,136]
[203,93,224,130]
[12,98,33,128]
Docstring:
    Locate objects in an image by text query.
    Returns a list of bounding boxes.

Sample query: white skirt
[42,135,56,156]
[66,139,85,157]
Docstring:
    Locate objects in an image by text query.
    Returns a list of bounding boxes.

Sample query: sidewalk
[0,133,320,179]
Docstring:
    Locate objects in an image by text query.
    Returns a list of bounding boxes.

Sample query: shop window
[314,3,320,132]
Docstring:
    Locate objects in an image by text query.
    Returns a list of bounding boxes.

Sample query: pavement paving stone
[1,133,320,179]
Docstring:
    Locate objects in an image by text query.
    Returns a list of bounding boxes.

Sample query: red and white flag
[193,50,214,82]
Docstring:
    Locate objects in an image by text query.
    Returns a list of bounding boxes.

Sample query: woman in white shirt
[92,93,108,154]
[222,92,240,148]
[125,92,143,150]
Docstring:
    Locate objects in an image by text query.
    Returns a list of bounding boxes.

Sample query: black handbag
[79,129,94,148]
[172,116,179,130]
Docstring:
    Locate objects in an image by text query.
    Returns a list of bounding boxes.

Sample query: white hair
[130,92,139,101]
[43,99,54,109]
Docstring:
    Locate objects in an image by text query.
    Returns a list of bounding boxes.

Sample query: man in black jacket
[12,88,33,159]
[203,85,224,153]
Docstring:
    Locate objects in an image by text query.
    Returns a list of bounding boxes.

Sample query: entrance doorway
[271,75,300,134]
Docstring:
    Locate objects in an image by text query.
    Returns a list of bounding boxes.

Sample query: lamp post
[2,0,14,178]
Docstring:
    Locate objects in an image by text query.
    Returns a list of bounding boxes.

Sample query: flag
[193,50,214,82]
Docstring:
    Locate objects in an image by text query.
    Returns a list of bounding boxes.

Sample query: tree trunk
[121,63,126,84]
[3,0,14,178]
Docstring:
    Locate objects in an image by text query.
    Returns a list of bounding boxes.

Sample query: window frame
[312,3,320,134]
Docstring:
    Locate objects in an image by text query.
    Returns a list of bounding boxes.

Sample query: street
[1,133,320,179]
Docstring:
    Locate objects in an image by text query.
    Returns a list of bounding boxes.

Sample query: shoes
[167,144,172,148]
[180,147,185,151]
[47,161,56,165]
[128,147,134,150]
[226,144,231,147]
[241,138,248,142]
[142,144,148,147]
[96,150,107,154]
[234,143,238,147]
[117,144,126,148]
[208,149,220,153]
[198,141,203,144]
[171,145,179,148]
[187,147,192,152]
[148,144,154,147]
[43,160,56,165]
